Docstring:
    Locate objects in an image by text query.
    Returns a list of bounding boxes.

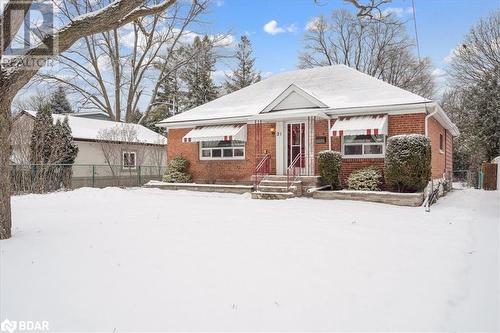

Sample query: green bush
[384,134,431,192]
[317,150,342,189]
[347,166,382,191]
[163,155,192,183]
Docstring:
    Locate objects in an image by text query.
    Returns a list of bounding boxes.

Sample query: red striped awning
[182,124,247,143]
[330,115,388,137]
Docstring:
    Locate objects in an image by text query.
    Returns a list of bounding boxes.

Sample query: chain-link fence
[452,170,476,189]
[11,164,167,195]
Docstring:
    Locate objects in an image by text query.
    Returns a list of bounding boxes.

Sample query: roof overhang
[250,108,330,121]
[429,103,460,137]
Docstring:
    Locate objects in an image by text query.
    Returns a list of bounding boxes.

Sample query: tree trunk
[0,98,12,239]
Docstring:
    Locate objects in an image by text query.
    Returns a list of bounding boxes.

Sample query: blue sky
[203,0,499,92]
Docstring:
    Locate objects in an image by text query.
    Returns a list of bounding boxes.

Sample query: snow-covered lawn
[1,188,498,331]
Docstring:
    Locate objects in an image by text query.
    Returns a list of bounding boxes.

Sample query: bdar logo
[0,319,17,333]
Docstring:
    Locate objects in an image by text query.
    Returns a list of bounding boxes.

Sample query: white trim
[122,151,137,170]
[262,84,328,112]
[275,121,285,175]
[158,103,428,129]
[284,120,312,174]
[341,135,386,159]
[198,141,246,161]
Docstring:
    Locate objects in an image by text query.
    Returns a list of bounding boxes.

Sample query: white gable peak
[262,84,328,113]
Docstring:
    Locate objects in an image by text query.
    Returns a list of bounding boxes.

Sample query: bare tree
[10,114,34,165]
[447,10,500,87]
[344,0,391,19]
[36,0,208,122]
[1,0,177,239]
[96,125,147,182]
[299,10,435,98]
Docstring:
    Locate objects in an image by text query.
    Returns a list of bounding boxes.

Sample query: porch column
[275,121,285,175]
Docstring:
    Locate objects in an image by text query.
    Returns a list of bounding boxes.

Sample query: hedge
[384,134,431,192]
[347,166,382,191]
[317,150,342,189]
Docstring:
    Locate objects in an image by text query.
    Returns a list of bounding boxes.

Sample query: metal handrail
[286,153,304,192]
[254,153,271,187]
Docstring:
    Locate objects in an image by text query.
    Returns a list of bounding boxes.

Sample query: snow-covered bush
[385,134,431,192]
[318,150,342,189]
[163,156,192,183]
[347,166,382,191]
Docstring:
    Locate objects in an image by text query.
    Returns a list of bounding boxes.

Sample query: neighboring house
[71,110,111,120]
[157,65,458,186]
[12,111,167,187]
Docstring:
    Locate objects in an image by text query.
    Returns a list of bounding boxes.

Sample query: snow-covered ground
[1,188,498,331]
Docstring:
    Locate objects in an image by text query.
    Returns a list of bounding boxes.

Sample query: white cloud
[305,17,323,32]
[383,7,414,17]
[432,68,448,96]
[215,0,224,7]
[263,20,296,35]
[432,68,446,77]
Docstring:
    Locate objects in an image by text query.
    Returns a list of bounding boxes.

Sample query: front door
[287,122,305,170]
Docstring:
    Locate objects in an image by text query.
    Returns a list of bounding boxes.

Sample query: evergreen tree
[49,87,73,114]
[143,105,169,135]
[224,36,261,93]
[30,104,55,164]
[60,116,79,165]
[182,35,218,109]
[156,70,183,114]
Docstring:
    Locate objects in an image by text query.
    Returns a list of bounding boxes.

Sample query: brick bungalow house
[157,65,458,191]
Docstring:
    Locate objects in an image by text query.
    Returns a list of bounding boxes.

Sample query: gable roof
[22,111,167,145]
[262,84,328,112]
[158,64,431,126]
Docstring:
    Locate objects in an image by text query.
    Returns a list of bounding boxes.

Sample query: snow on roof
[24,111,166,145]
[158,65,431,125]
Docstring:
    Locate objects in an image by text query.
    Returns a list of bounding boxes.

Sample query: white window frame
[199,140,246,161]
[341,135,386,159]
[122,151,137,170]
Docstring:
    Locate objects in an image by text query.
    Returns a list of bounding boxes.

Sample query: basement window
[200,140,245,160]
[342,135,385,158]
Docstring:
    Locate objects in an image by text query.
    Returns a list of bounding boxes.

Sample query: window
[439,133,444,152]
[122,151,137,169]
[200,140,245,160]
[343,135,385,157]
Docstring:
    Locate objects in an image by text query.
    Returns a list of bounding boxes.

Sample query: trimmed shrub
[384,134,431,192]
[163,155,192,183]
[347,166,382,191]
[318,150,342,189]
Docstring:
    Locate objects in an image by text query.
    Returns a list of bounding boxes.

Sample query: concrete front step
[251,191,295,200]
[257,185,296,193]
[259,179,301,186]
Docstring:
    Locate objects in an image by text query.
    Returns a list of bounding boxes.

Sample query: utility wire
[411,0,421,61]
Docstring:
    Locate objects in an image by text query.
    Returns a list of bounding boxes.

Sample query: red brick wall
[329,114,426,186]
[445,130,453,175]
[167,113,453,185]
[427,116,452,178]
[340,158,385,188]
[167,123,276,184]
[388,113,425,136]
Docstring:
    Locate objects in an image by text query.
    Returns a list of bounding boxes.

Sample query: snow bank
[1,188,497,331]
